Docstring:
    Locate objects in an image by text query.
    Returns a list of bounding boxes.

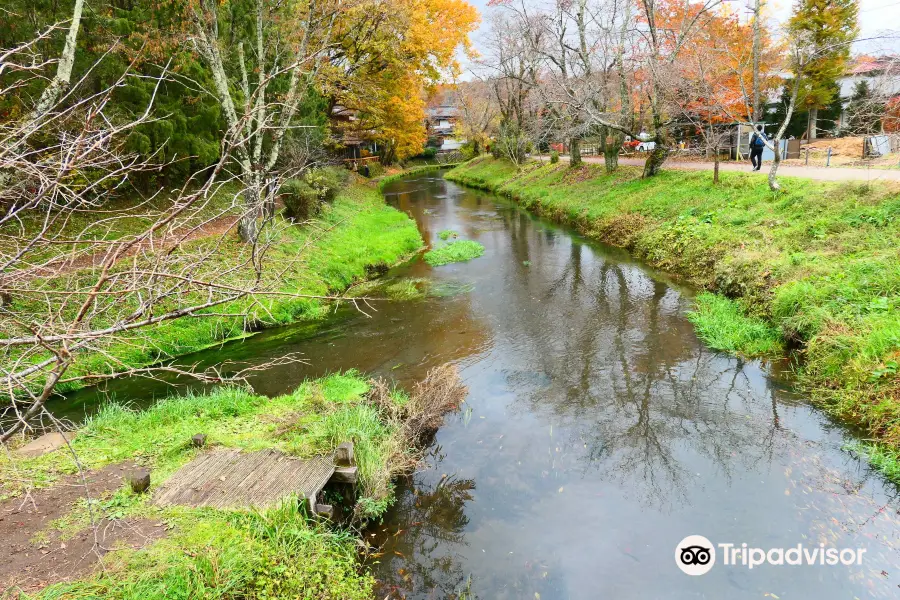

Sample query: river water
[64,174,900,598]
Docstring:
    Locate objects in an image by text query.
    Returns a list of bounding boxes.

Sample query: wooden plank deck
[153,448,336,511]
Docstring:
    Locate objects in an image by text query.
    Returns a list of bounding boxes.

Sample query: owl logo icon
[676,535,716,575]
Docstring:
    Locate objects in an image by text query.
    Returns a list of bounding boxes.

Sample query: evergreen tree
[788,0,859,139]
[846,80,884,134]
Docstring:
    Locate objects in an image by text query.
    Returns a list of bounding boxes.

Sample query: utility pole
[751,0,763,122]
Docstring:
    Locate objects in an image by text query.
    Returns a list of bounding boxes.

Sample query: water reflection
[372,176,900,599]
[58,174,900,598]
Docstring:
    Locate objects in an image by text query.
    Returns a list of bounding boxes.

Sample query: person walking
[749,124,767,171]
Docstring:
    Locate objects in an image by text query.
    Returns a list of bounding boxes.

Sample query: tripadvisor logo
[676,535,715,576]
[675,535,867,575]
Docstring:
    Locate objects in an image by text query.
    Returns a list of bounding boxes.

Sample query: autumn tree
[671,2,780,182]
[788,0,859,140]
[326,0,479,164]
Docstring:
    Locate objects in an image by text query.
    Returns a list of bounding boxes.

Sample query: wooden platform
[153,448,337,511]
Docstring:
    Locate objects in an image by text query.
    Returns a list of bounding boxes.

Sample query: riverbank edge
[27,181,424,396]
[445,157,900,478]
[376,163,462,191]
[2,368,464,598]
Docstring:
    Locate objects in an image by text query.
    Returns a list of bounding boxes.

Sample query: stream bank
[1,368,464,597]
[4,182,422,398]
[6,171,900,599]
[445,157,900,473]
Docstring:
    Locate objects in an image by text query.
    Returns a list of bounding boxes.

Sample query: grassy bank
[446,157,900,460]
[1,372,421,598]
[5,184,423,394]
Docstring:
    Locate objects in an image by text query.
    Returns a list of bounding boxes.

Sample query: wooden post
[127,469,151,494]
[826,147,832,167]
[332,466,358,483]
[192,434,207,448]
[335,441,355,466]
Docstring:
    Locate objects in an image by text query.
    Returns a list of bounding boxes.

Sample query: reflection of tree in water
[373,474,476,599]
[491,212,791,509]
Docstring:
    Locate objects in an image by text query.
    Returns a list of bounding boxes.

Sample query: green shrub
[550,150,560,164]
[367,162,385,178]
[280,178,320,220]
[422,147,438,160]
[280,167,347,219]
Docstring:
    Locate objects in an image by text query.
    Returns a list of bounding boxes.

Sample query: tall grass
[687,293,783,357]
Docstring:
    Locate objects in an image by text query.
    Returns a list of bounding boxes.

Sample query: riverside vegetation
[3,180,423,395]
[1,367,466,598]
[446,157,900,474]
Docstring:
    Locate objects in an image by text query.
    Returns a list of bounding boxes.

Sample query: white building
[837,56,900,131]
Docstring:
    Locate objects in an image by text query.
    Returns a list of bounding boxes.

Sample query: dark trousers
[750,147,763,170]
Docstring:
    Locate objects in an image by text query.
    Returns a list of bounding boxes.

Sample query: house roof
[848,56,899,76]
[426,105,459,119]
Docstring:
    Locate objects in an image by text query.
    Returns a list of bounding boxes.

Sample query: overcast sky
[460,0,900,78]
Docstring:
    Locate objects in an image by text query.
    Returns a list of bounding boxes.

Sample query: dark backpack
[751,132,767,148]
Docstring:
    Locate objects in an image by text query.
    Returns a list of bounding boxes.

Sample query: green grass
[438,229,458,241]
[446,157,900,454]
[424,240,485,266]
[5,372,413,599]
[687,293,784,357]
[1,373,401,503]
[346,277,428,301]
[35,502,373,600]
[4,185,423,394]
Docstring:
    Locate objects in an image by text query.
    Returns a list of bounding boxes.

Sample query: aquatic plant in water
[424,240,484,267]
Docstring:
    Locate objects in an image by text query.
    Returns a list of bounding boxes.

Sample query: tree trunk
[239,182,263,243]
[768,138,782,191]
[642,134,669,178]
[604,145,619,173]
[751,0,762,122]
[808,107,818,140]
[713,151,720,184]
[600,127,620,173]
[29,0,84,122]
[570,138,582,167]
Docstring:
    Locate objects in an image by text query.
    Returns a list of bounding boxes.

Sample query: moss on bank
[446,157,900,460]
[1,373,411,599]
[6,184,423,394]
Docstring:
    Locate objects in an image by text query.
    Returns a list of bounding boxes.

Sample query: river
[64,174,900,598]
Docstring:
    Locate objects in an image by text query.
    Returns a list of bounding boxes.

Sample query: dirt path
[1,462,163,596]
[548,154,900,182]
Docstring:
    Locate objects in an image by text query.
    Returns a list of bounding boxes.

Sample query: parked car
[635,141,656,152]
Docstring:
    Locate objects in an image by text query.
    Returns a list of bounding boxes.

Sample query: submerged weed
[424,240,485,267]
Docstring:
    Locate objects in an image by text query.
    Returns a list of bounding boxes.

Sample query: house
[837,56,900,132]
[425,104,464,151]
[330,104,378,162]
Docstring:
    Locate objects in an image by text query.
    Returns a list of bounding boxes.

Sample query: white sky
[459,0,900,78]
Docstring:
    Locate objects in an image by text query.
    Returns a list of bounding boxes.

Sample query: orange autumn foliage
[653,0,781,123]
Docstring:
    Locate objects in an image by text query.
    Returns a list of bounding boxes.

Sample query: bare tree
[478,9,543,166]
[455,80,500,155]
[0,31,335,442]
[187,0,341,242]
